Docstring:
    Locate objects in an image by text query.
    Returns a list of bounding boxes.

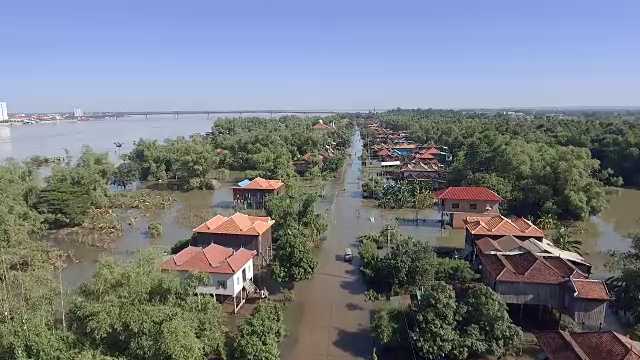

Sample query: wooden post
[233,294,237,313]
[519,303,524,323]
[538,304,543,322]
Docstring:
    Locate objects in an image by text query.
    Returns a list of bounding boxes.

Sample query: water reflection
[0,126,12,156]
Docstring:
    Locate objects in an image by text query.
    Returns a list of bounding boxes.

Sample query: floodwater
[0,117,638,284]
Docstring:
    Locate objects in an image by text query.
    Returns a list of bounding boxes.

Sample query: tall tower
[0,102,8,121]
[73,106,83,118]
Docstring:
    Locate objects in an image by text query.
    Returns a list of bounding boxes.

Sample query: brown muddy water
[0,116,636,283]
[3,118,640,349]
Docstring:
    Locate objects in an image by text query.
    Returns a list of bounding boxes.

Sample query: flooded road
[281,131,373,360]
[2,117,640,345]
[1,116,637,282]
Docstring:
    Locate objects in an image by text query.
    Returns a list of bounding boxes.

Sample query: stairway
[243,279,257,294]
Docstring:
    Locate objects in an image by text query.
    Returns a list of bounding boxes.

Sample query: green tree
[231,300,286,360]
[551,226,583,252]
[371,306,400,345]
[434,258,478,284]
[270,227,318,284]
[409,281,461,359]
[34,180,93,228]
[457,285,523,358]
[68,250,227,360]
[147,221,162,238]
[378,237,438,294]
[111,161,140,189]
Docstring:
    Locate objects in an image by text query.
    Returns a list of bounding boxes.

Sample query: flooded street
[1,117,638,282]
[1,118,640,355]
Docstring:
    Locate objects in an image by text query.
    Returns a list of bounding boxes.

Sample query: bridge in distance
[90,109,383,119]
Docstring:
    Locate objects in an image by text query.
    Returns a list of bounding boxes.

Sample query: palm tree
[536,213,558,231]
[551,226,583,252]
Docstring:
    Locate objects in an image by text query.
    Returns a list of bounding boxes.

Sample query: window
[236,276,240,285]
[469,203,478,210]
[248,265,251,274]
[217,281,227,290]
[451,203,460,209]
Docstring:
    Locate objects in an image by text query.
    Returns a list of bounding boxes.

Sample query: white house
[161,243,257,313]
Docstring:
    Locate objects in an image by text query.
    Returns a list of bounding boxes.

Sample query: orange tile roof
[313,122,331,129]
[435,186,503,201]
[535,331,640,360]
[193,213,274,235]
[425,147,441,154]
[161,244,256,274]
[231,177,284,191]
[414,152,435,159]
[392,144,416,149]
[570,279,611,300]
[464,215,544,238]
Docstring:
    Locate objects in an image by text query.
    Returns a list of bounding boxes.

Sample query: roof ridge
[536,255,567,278]
[498,254,515,273]
[561,331,591,360]
[613,331,640,358]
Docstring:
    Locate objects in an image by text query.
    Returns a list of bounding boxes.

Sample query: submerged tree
[68,250,227,360]
[231,300,287,360]
[270,227,318,285]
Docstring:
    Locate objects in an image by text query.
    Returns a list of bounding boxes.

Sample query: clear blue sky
[2,0,638,113]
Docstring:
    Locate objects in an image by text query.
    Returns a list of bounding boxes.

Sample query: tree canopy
[230,300,287,360]
[373,109,622,220]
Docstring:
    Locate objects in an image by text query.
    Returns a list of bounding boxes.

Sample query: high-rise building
[73,106,84,118]
[0,102,7,121]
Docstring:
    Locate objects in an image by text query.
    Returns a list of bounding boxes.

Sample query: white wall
[0,102,7,121]
[194,257,255,297]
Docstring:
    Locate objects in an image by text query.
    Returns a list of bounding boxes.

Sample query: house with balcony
[193,213,275,267]
[479,251,610,329]
[435,186,503,228]
[231,177,284,210]
[535,330,640,360]
[161,243,257,312]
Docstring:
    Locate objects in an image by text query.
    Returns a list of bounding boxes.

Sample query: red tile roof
[313,122,331,129]
[161,244,256,274]
[435,186,503,201]
[425,147,441,155]
[231,177,284,191]
[464,215,545,238]
[426,143,437,148]
[535,331,640,360]
[570,279,611,300]
[193,213,274,235]
[377,148,390,156]
[414,152,435,160]
[479,252,586,284]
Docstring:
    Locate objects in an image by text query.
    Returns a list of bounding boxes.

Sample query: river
[1,116,638,283]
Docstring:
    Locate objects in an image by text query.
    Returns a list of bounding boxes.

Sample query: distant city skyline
[1,1,639,113]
